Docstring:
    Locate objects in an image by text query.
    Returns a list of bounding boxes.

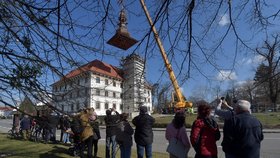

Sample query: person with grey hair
[223,100,263,158]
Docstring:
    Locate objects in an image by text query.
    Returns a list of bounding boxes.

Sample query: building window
[113,81,116,87]
[148,98,150,103]
[120,83,123,88]
[61,105,64,112]
[84,101,88,108]
[105,91,108,97]
[85,88,88,96]
[96,101,100,109]
[105,102,109,109]
[96,77,100,83]
[77,79,80,85]
[96,89,100,96]
[113,103,116,109]
[113,92,116,98]
[120,104,123,110]
[77,89,80,97]
[71,104,74,111]
[76,103,80,111]
[85,76,88,83]
[105,79,109,85]
[70,92,72,98]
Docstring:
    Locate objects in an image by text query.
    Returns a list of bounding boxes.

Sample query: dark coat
[132,114,155,146]
[48,115,59,128]
[222,112,263,158]
[20,117,31,130]
[62,117,71,130]
[104,112,120,137]
[90,120,101,139]
[116,120,134,147]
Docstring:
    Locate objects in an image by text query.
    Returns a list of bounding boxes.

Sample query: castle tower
[122,53,148,117]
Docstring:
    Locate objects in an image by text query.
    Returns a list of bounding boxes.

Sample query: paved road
[1,119,280,158]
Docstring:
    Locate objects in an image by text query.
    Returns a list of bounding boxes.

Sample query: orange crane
[107,0,192,111]
[140,0,192,111]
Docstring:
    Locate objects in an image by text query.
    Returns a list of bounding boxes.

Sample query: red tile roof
[57,60,123,84]
[0,107,13,111]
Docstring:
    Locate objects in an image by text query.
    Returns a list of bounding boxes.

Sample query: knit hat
[236,100,251,111]
[139,106,148,114]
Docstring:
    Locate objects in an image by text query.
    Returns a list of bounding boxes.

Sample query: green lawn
[152,114,197,128]
[252,112,280,128]
[0,133,168,158]
[152,112,280,128]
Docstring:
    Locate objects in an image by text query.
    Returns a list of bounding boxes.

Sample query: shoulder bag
[166,128,189,158]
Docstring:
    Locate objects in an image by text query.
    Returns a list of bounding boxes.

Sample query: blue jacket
[20,117,31,130]
[223,112,263,158]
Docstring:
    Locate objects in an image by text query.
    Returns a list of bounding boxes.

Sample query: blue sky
[1,1,279,107]
[92,0,280,101]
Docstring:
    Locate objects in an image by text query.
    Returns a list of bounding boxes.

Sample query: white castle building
[51,53,152,116]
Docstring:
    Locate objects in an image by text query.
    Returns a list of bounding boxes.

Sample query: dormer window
[96,77,100,83]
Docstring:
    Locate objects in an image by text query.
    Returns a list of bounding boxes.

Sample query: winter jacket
[116,120,134,147]
[48,115,59,128]
[223,112,263,158]
[104,112,120,137]
[90,120,101,140]
[20,117,31,130]
[190,117,220,157]
[132,114,155,146]
[80,113,94,141]
[60,117,71,131]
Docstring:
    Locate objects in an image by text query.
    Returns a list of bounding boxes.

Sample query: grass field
[152,112,280,128]
[0,133,168,158]
[252,112,280,128]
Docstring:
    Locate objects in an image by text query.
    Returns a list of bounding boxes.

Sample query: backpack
[116,122,125,144]
[70,117,84,135]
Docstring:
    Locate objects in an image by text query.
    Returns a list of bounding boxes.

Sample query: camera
[221,97,225,100]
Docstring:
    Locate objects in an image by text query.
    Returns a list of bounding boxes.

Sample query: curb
[100,126,280,133]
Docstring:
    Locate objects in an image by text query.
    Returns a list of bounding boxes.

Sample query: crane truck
[140,0,192,112]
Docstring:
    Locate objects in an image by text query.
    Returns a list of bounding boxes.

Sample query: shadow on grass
[39,145,70,158]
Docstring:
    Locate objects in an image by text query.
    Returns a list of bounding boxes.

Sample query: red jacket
[190,118,220,157]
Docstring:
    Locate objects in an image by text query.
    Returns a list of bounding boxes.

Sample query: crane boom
[140,0,192,109]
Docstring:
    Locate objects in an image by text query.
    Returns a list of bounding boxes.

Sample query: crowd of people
[165,99,263,158]
[13,98,264,158]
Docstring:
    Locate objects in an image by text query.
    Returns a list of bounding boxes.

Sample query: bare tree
[0,0,279,112]
[255,34,280,111]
